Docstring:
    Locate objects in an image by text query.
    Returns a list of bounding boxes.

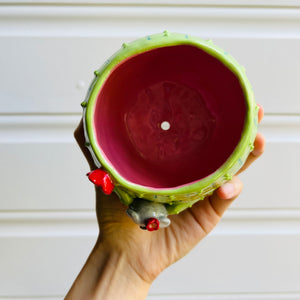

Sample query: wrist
[91,241,152,300]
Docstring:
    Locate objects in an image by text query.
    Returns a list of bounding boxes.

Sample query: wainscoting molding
[1,208,300,237]
[1,1,299,298]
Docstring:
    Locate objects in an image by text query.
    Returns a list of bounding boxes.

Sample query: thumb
[210,176,243,217]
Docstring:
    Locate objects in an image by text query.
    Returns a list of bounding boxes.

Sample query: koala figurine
[126,199,171,231]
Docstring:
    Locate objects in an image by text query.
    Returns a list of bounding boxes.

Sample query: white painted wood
[1,209,299,296]
[0,211,97,237]
[0,236,95,297]
[1,0,300,7]
[0,113,299,296]
[0,142,95,210]
[0,7,300,113]
[150,234,300,295]
[234,141,299,209]
[0,115,79,143]
[0,3,299,299]
[1,6,300,38]
[1,115,299,210]
[149,294,300,300]
[1,294,300,300]
[0,298,61,300]
[1,114,299,143]
[1,37,300,114]
[1,209,300,237]
[258,115,300,143]
[1,231,299,296]
[213,39,300,114]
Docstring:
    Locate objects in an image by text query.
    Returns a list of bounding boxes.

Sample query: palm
[95,186,235,283]
[74,105,265,284]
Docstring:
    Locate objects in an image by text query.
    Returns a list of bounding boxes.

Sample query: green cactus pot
[82,31,258,230]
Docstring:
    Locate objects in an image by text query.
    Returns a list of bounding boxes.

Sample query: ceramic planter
[81,31,258,231]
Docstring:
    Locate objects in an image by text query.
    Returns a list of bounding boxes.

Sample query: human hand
[67,105,265,299]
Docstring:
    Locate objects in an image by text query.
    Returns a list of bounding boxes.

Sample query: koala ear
[126,209,140,225]
[159,217,171,228]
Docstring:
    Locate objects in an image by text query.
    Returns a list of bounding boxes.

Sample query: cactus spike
[224,173,232,181]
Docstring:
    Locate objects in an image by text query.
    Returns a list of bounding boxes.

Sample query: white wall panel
[149,294,300,300]
[0,142,95,210]
[234,141,300,209]
[0,2,299,299]
[0,236,95,297]
[2,0,300,6]
[1,6,300,113]
[1,36,300,114]
[1,115,298,210]
[3,294,300,300]
[0,212,299,297]
[151,235,300,295]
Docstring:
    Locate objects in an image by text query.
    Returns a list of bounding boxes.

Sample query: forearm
[65,240,151,300]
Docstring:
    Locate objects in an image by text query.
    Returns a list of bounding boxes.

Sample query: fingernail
[221,182,235,198]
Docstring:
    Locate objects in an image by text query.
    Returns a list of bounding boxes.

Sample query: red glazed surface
[87,169,114,195]
[93,45,246,189]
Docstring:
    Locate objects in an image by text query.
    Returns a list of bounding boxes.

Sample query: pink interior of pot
[93,45,246,189]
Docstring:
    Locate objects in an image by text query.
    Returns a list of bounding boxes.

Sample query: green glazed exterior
[82,31,258,215]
